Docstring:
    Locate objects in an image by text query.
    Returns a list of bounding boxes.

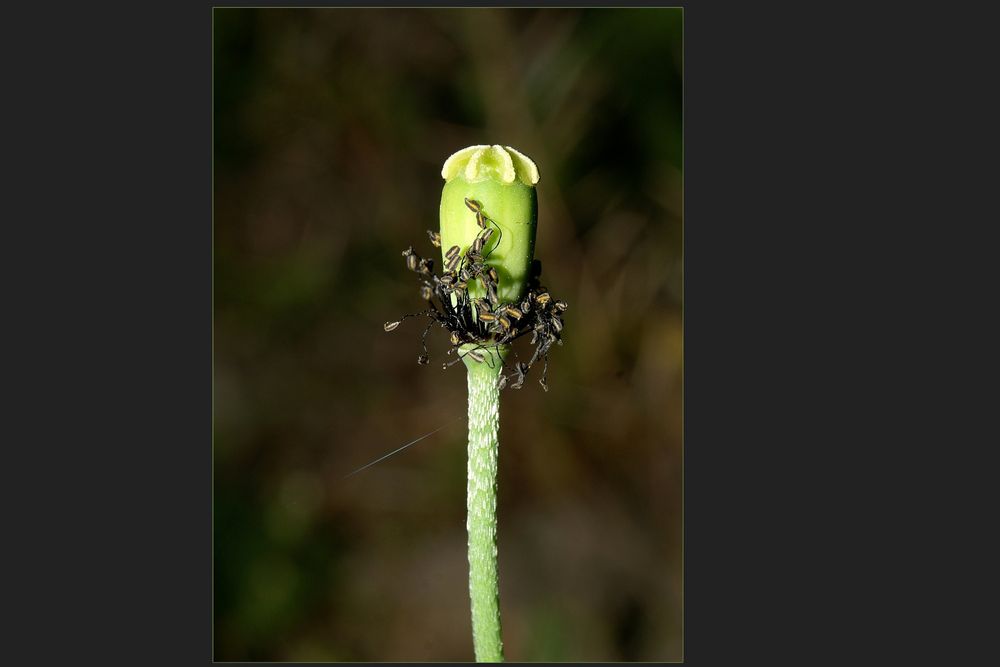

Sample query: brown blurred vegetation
[214,7,682,662]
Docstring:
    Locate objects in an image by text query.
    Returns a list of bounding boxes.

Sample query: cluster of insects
[384,198,568,391]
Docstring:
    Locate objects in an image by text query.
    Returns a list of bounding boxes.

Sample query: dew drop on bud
[384,321,401,332]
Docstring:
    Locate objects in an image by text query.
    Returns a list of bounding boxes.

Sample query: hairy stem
[465,352,505,662]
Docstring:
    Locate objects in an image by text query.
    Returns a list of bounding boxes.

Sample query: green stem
[464,349,506,662]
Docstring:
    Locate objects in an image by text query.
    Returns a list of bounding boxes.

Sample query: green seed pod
[439,145,539,307]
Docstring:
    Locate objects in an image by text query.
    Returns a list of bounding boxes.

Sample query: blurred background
[214,7,682,662]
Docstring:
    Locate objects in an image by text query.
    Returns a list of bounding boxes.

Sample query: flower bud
[439,145,539,306]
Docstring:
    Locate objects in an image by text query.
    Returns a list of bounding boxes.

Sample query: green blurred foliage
[214,7,682,662]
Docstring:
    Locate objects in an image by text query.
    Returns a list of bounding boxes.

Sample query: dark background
[214,7,682,662]
[11,4,976,667]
